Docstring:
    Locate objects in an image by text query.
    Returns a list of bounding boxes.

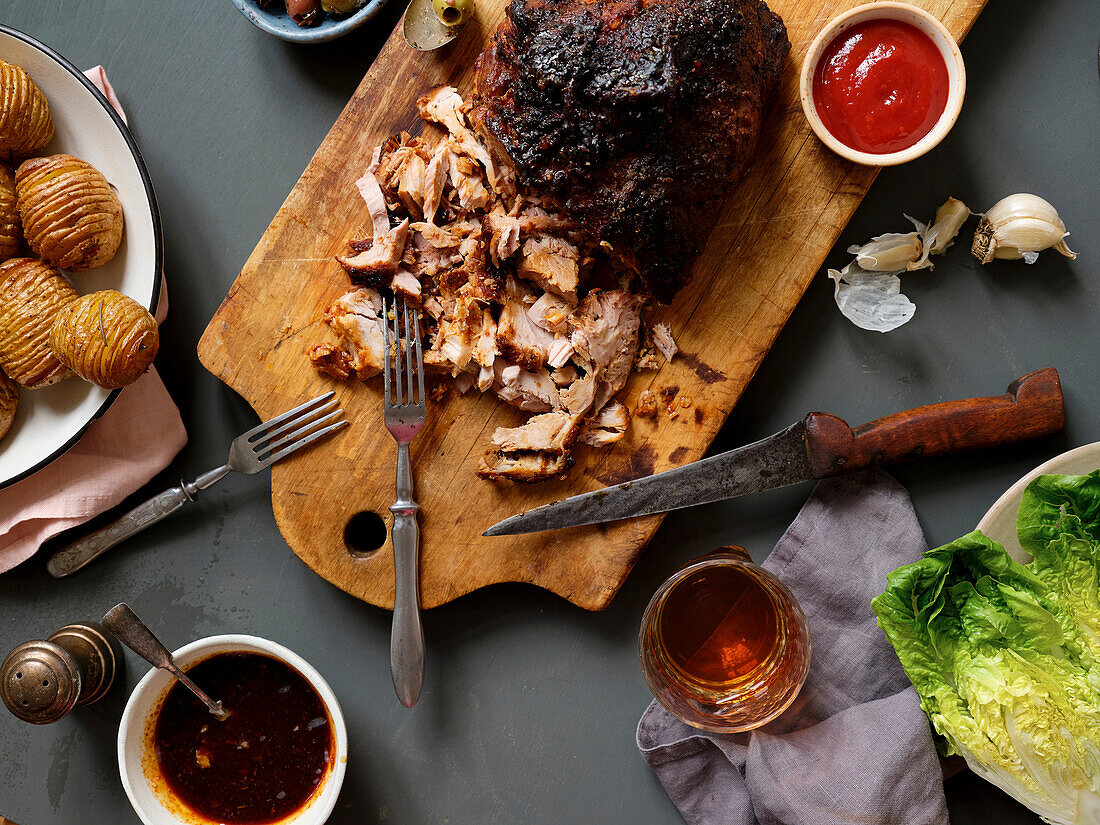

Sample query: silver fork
[46,392,347,578]
[382,294,427,708]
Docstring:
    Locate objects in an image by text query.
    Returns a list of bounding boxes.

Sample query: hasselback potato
[0,59,54,157]
[49,290,158,389]
[16,154,124,272]
[0,163,20,262]
[0,258,76,388]
[0,368,16,443]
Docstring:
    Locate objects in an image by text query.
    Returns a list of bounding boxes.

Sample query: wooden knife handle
[804,368,1065,478]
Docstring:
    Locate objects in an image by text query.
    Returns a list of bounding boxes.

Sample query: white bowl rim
[0,23,164,490]
[118,634,348,825]
[798,1,967,167]
[976,442,1100,563]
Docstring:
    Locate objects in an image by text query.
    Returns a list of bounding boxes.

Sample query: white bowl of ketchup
[799,2,966,166]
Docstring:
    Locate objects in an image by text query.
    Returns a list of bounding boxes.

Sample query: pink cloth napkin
[0,67,187,574]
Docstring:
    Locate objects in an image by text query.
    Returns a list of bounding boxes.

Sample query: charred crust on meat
[471,0,789,303]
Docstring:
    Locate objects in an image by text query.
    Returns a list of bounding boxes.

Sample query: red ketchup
[812,19,949,155]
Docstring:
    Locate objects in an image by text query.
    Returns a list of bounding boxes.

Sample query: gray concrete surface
[0,0,1097,822]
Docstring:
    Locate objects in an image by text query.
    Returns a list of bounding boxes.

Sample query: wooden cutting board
[198,0,987,611]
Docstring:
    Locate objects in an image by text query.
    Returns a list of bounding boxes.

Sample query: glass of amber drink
[639,546,811,732]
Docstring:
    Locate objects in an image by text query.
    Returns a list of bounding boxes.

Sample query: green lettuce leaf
[873,471,1100,824]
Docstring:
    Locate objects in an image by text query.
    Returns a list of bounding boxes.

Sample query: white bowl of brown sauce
[118,635,347,825]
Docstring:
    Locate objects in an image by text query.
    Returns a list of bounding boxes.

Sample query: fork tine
[243,392,335,442]
[252,398,339,447]
[263,419,348,466]
[256,409,344,456]
[381,295,392,409]
[392,295,403,406]
[413,308,424,407]
[404,299,415,405]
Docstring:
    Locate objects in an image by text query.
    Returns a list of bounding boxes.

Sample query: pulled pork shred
[310,86,676,482]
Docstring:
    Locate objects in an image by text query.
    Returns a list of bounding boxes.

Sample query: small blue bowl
[231,0,390,43]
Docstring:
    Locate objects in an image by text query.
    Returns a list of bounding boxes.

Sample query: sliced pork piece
[580,400,630,446]
[444,142,492,212]
[558,372,596,416]
[527,292,572,333]
[495,362,559,411]
[485,210,522,265]
[477,446,574,482]
[410,222,462,250]
[376,133,435,218]
[496,278,555,371]
[570,290,645,409]
[489,409,579,453]
[517,235,580,302]
[338,219,409,284]
[308,343,355,382]
[472,307,498,390]
[417,86,514,196]
[478,409,582,481]
[551,364,578,386]
[652,323,677,362]
[312,288,387,380]
[546,337,574,369]
[517,206,576,235]
[441,231,502,305]
[421,142,450,223]
[356,170,391,238]
[390,269,422,303]
[403,229,462,280]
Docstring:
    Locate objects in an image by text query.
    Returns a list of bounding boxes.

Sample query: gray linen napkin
[637,470,949,825]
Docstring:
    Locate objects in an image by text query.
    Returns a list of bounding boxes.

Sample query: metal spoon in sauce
[401,0,472,51]
[102,603,229,721]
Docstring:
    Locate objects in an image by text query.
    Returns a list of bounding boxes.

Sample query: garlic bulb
[972,193,1076,264]
[926,197,970,255]
[847,232,924,272]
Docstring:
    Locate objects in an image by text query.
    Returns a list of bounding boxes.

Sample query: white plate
[976,442,1100,563]
[0,25,162,490]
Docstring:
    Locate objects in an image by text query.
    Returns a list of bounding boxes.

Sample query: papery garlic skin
[847,232,923,272]
[828,263,916,333]
[927,197,970,255]
[972,193,1076,264]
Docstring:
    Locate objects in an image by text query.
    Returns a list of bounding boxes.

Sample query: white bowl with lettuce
[874,451,1100,825]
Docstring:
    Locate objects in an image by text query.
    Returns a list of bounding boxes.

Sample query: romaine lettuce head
[872,471,1100,825]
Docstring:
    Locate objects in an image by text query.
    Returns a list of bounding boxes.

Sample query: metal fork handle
[46,465,232,578]
[390,441,424,708]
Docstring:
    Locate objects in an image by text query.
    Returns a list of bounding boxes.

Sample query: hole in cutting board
[344,511,387,556]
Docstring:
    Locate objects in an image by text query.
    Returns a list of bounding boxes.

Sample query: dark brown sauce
[153,652,333,824]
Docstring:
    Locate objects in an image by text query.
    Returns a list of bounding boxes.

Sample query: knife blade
[484,368,1064,536]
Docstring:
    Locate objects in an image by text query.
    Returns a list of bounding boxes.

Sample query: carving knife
[483,368,1064,536]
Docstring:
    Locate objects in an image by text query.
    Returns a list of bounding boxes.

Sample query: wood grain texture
[804,368,1065,478]
[197,0,988,611]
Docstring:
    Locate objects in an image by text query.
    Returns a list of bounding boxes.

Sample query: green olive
[431,0,473,28]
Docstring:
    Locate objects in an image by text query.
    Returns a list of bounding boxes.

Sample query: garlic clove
[926,197,970,255]
[971,193,1076,264]
[847,232,923,272]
